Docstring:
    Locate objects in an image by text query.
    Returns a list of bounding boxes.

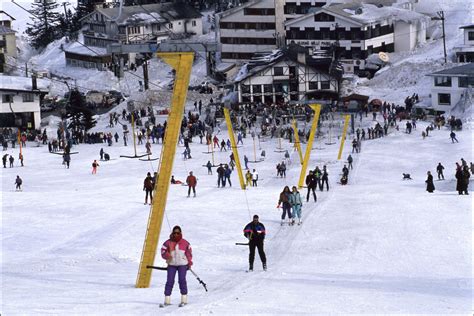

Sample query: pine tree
[65,89,97,132]
[25,0,62,50]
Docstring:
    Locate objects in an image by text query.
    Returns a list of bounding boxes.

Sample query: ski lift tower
[108,41,218,289]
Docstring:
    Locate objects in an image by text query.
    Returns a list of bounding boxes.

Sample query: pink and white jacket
[161,238,193,267]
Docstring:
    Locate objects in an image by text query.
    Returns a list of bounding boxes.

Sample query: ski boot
[179,294,187,307]
[263,263,267,271]
[248,264,253,272]
[159,296,171,308]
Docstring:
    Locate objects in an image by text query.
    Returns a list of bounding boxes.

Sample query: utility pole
[62,2,70,39]
[143,59,149,91]
[433,11,447,64]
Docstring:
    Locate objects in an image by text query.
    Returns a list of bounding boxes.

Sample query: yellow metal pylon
[337,115,351,160]
[292,119,303,165]
[223,107,246,190]
[135,52,194,288]
[297,104,321,189]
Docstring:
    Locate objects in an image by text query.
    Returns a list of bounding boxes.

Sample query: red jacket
[186,175,197,187]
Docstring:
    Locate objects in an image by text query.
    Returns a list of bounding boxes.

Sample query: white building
[285,3,428,65]
[454,25,474,63]
[235,50,339,104]
[81,3,202,47]
[218,0,335,63]
[68,2,202,70]
[427,63,474,112]
[0,75,50,130]
[0,10,17,59]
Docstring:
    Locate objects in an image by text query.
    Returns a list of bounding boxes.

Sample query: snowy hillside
[351,0,473,103]
[2,101,473,313]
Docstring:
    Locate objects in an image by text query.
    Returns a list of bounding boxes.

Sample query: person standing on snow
[19,152,24,167]
[347,154,353,170]
[425,171,435,193]
[186,171,197,197]
[206,161,213,175]
[243,215,267,271]
[289,186,303,225]
[15,175,22,191]
[305,170,317,202]
[92,160,99,174]
[160,226,193,307]
[245,170,252,188]
[277,186,292,225]
[251,169,259,187]
[450,131,458,143]
[143,172,154,204]
[320,165,329,191]
[436,163,445,180]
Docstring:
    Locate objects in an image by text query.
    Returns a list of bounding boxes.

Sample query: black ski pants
[320,178,329,191]
[306,186,317,202]
[249,239,266,268]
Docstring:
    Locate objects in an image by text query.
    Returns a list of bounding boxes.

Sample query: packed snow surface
[1,106,472,314]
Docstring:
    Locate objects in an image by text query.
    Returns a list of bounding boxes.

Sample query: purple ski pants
[164,265,188,296]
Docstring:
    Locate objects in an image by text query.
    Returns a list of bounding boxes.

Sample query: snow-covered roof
[0,25,15,34]
[0,10,15,21]
[63,41,109,56]
[0,74,49,93]
[218,0,260,19]
[427,63,474,77]
[330,3,429,24]
[89,2,201,25]
[460,24,474,29]
[287,3,429,28]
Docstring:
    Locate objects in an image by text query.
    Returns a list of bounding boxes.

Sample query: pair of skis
[146,265,208,308]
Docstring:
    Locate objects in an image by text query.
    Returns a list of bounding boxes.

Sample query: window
[434,76,451,87]
[252,85,262,94]
[263,84,272,93]
[438,93,451,105]
[459,76,474,87]
[309,81,318,90]
[192,20,197,27]
[274,67,284,76]
[2,94,13,103]
[244,8,275,15]
[241,85,250,94]
[168,23,173,29]
[321,81,330,89]
[22,93,34,102]
[314,13,335,22]
[469,32,474,41]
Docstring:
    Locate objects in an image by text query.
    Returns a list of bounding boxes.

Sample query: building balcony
[454,45,474,53]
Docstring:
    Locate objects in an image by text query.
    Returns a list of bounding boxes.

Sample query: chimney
[32,74,37,90]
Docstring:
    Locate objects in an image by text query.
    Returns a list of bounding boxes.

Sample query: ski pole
[188,268,208,292]
[235,242,249,246]
[146,265,167,271]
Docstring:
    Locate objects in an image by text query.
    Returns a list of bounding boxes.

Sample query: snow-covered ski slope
[1,107,472,314]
